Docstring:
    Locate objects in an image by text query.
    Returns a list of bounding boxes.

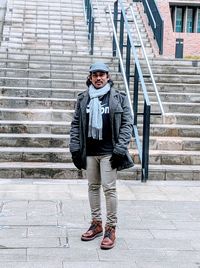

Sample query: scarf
[88,83,110,140]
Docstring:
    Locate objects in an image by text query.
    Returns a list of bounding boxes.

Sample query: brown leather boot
[100,225,116,249]
[81,219,103,241]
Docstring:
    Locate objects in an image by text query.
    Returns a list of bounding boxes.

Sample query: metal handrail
[84,0,95,55]
[108,5,143,164]
[118,0,150,107]
[141,0,164,54]
[108,6,133,117]
[109,0,152,182]
[144,0,156,28]
[129,5,165,115]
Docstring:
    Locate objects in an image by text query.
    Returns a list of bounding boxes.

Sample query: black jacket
[69,87,134,171]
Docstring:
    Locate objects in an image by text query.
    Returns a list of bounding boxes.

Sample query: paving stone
[63,262,138,268]
[0,262,62,268]
[27,247,99,261]
[0,249,26,261]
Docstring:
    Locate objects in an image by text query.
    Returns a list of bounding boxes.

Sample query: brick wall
[142,0,200,58]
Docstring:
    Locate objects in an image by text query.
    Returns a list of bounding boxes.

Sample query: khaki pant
[86,155,117,227]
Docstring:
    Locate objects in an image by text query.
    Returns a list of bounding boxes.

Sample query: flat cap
[89,62,109,73]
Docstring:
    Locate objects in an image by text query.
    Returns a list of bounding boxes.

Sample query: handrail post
[90,17,94,55]
[125,35,131,87]
[133,64,139,126]
[84,0,94,55]
[142,103,150,182]
[119,11,124,58]
[113,1,118,57]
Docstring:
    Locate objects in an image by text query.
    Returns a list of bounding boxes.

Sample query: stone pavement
[0,178,200,268]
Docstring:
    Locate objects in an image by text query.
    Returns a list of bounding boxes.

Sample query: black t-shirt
[86,92,113,156]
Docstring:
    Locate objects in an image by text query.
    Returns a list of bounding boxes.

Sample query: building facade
[156,0,200,58]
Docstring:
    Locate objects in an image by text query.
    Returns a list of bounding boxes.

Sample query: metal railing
[84,0,95,55]
[129,5,164,115]
[111,0,154,182]
[141,0,164,54]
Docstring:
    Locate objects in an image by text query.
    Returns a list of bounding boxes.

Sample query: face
[90,72,109,89]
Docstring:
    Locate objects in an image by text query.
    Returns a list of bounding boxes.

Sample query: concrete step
[163,102,200,113]
[0,86,81,99]
[149,136,200,151]
[119,164,200,180]
[0,77,128,90]
[1,133,199,152]
[139,113,200,125]
[0,146,199,166]
[0,147,70,163]
[148,124,200,138]
[136,101,200,114]
[0,108,74,121]
[132,149,200,166]
[141,65,200,75]
[148,92,200,103]
[0,133,69,147]
[0,162,83,179]
[1,120,200,138]
[0,97,76,109]
[0,161,144,180]
[163,113,200,125]
[142,83,200,93]
[144,74,200,84]
[0,120,70,134]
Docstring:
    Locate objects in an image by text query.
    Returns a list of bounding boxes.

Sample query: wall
[156,0,200,58]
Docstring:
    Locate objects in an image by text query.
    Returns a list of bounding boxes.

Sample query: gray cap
[89,62,109,73]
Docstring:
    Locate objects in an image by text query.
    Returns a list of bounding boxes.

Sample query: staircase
[0,0,199,181]
[140,59,200,180]
[0,0,114,179]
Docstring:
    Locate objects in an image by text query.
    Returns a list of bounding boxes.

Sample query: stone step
[141,65,200,75]
[0,147,71,163]
[0,162,83,179]
[0,120,70,134]
[119,164,200,180]
[1,120,200,138]
[143,83,200,93]
[0,69,125,80]
[0,53,119,67]
[0,86,81,99]
[163,102,200,113]
[149,137,200,151]
[149,102,200,114]
[133,149,200,166]
[150,92,200,103]
[0,108,74,121]
[149,124,200,138]
[163,113,200,125]
[144,74,200,84]
[0,161,144,180]
[0,133,69,147]
[145,58,200,67]
[0,133,199,152]
[0,97,76,109]
[0,77,128,90]
[0,161,199,180]
[0,146,199,166]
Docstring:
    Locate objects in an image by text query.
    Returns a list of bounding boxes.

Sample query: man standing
[69,62,134,249]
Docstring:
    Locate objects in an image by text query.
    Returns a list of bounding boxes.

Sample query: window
[176,7,183,32]
[187,8,194,32]
[170,5,200,33]
[198,9,200,33]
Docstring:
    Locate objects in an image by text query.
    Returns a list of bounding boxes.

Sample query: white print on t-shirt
[86,101,109,114]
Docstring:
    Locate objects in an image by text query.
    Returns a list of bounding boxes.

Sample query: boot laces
[104,227,113,239]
